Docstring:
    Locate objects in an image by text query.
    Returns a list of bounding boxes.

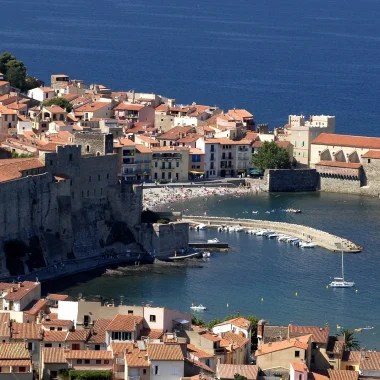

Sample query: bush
[69,371,111,380]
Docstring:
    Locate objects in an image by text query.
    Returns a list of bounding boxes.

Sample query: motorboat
[286,208,302,213]
[207,238,220,243]
[196,224,207,230]
[247,229,257,234]
[354,328,363,332]
[255,230,267,236]
[232,226,244,232]
[267,233,279,239]
[329,245,355,288]
[190,304,207,311]
[362,326,374,330]
[202,251,211,258]
[299,242,316,248]
[278,235,290,242]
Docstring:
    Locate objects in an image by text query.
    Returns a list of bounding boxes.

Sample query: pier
[182,216,362,253]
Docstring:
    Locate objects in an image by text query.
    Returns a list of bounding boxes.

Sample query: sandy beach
[143,185,256,210]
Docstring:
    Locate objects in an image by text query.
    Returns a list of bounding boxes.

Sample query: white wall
[17,120,33,135]
[58,301,78,325]
[174,116,200,127]
[150,360,184,380]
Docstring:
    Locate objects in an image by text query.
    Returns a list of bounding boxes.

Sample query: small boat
[299,242,316,248]
[207,238,220,243]
[267,233,279,239]
[362,326,374,330]
[202,251,211,258]
[190,304,207,311]
[337,324,342,329]
[167,252,202,261]
[286,208,302,214]
[252,211,258,214]
[329,245,355,288]
[355,328,363,332]
[232,226,244,232]
[196,224,207,230]
[256,230,267,236]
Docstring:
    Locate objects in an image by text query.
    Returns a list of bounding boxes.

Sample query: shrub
[69,371,111,380]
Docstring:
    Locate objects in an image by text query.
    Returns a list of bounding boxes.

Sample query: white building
[27,87,56,102]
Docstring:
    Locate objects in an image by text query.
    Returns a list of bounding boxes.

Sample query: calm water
[1,0,380,134]
[46,192,380,349]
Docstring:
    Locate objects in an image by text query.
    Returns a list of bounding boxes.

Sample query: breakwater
[182,216,362,253]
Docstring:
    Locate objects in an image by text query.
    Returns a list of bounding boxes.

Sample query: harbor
[182,215,362,253]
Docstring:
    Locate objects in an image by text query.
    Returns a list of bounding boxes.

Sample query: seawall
[182,215,362,253]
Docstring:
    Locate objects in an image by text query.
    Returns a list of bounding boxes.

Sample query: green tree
[5,59,27,89]
[191,315,206,327]
[11,152,34,158]
[43,97,73,112]
[252,140,291,170]
[339,329,360,351]
[0,52,16,74]
[234,375,248,380]
[24,75,45,91]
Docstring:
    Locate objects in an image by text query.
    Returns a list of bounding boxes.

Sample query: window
[368,159,371,163]
[107,173,109,179]
[72,344,80,350]
[299,375,302,380]
[176,161,179,167]
[312,343,317,349]
[50,327,55,331]
[295,351,300,357]
[28,342,33,350]
[96,360,101,364]
[154,172,158,179]
[143,369,147,375]
[128,310,133,315]
[77,359,82,364]
[329,354,335,360]
[154,366,159,375]
[155,161,158,168]
[50,160,53,166]
[150,315,156,322]
[45,343,52,347]
[69,153,73,161]
[50,371,58,379]
[346,366,355,371]
[95,345,100,351]
[98,174,101,181]
[84,360,90,364]
[86,145,90,153]
[19,367,26,373]
[104,360,110,365]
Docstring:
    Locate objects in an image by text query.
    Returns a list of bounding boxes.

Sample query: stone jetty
[182,215,362,253]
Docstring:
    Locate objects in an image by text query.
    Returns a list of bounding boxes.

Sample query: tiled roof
[326,337,344,356]
[150,146,189,152]
[255,335,310,356]
[362,150,380,159]
[65,350,113,360]
[43,319,72,327]
[315,161,362,169]
[201,333,222,342]
[11,322,42,340]
[139,329,164,340]
[47,294,69,301]
[177,134,202,144]
[106,314,143,332]
[342,351,361,363]
[118,138,136,147]
[25,299,48,316]
[262,325,288,343]
[291,361,308,372]
[88,319,111,344]
[311,133,380,149]
[42,348,66,363]
[66,329,90,342]
[43,331,67,342]
[187,344,214,359]
[217,364,259,380]
[135,144,152,154]
[0,359,31,367]
[75,102,110,112]
[308,372,329,380]
[189,148,204,155]
[0,158,45,183]
[114,103,145,111]
[289,325,329,343]
[359,352,380,371]
[0,343,30,359]
[0,313,10,338]
[44,105,66,114]
[157,126,195,140]
[184,357,215,374]
[110,342,131,354]
[328,369,359,380]
[221,331,250,348]
[0,81,10,87]
[227,109,254,119]
[214,317,251,330]
[147,343,183,361]
[125,343,150,367]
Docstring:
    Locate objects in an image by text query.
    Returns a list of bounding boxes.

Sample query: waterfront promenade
[182,215,362,253]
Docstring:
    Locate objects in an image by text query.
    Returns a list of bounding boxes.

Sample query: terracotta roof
[39,87,55,93]
[0,343,30,359]
[189,148,204,155]
[135,144,152,154]
[44,105,66,114]
[342,351,361,363]
[362,150,380,159]
[150,146,189,152]
[65,350,113,360]
[43,331,67,342]
[66,329,90,342]
[42,348,66,363]
[60,94,79,101]
[47,294,69,301]
[315,161,362,169]
[147,343,183,361]
[88,319,112,344]
[25,299,48,316]
[75,102,110,112]
[125,343,150,367]
[289,325,329,343]
[157,126,195,140]
[114,103,145,111]
[201,333,222,342]
[184,357,215,374]
[0,158,45,183]
[187,344,214,359]
[0,359,31,367]
[110,342,131,355]
[220,331,250,348]
[328,370,359,380]
[217,364,259,380]
[255,335,310,356]
[0,81,10,87]
[359,352,380,371]
[0,313,10,338]
[11,322,42,340]
[107,314,143,332]
[48,313,58,320]
[308,372,329,380]
[43,319,72,327]
[214,317,251,330]
[311,133,380,149]
[118,138,136,147]
[227,109,254,119]
[326,338,344,356]
[140,329,164,340]
[177,134,202,144]
[155,104,168,112]
[291,361,308,372]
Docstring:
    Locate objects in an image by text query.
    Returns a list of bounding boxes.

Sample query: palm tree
[340,329,360,350]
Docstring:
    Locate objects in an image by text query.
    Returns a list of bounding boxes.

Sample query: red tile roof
[140,329,164,340]
[187,344,214,359]
[0,343,30,359]
[255,335,310,355]
[342,351,361,363]
[157,126,195,140]
[201,333,222,342]
[42,348,66,363]
[0,313,10,338]
[359,352,380,371]
[147,343,183,361]
[66,329,90,342]
[214,317,251,330]
[65,350,113,360]
[311,133,380,149]
[114,103,145,111]
[88,319,112,344]
[0,158,45,183]
[220,331,250,349]
[47,294,69,301]
[184,357,215,374]
[227,109,254,119]
[42,319,72,327]
[217,364,259,380]
[11,323,42,340]
[289,325,329,343]
[0,359,31,367]
[328,369,359,380]
[291,361,308,372]
[308,372,329,380]
[25,299,48,316]
[106,314,143,332]
[315,161,362,169]
[75,102,110,112]
[135,144,152,154]
[43,331,67,342]
[362,150,380,159]
[125,343,150,367]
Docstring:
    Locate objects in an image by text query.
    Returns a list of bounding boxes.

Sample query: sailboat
[329,244,355,288]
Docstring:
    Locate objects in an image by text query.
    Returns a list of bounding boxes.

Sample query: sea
[2,0,380,348]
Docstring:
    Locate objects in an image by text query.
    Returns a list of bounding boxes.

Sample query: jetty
[182,216,362,253]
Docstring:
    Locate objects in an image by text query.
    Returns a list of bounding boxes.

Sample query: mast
[341,240,344,281]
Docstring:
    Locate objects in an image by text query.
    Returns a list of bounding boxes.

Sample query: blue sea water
[1,0,380,134]
[2,0,380,347]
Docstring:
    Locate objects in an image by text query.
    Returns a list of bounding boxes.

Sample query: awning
[189,171,204,174]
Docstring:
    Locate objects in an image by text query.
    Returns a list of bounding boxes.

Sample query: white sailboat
[329,245,355,288]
